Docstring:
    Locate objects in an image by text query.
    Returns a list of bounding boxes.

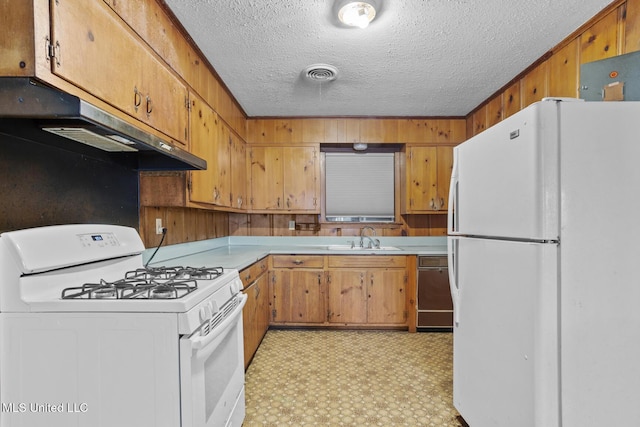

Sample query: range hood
[0,78,206,170]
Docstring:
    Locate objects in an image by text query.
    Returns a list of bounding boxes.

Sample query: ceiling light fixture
[338,2,376,29]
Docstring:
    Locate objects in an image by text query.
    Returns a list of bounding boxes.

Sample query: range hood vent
[0,78,206,170]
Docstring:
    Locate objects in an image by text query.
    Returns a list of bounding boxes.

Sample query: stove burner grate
[60,266,224,300]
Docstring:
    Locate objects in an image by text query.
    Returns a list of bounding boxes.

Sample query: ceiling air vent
[304,64,338,82]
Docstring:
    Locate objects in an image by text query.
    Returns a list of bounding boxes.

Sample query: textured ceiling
[163,0,614,117]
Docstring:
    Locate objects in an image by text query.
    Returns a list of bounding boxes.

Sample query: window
[324,152,395,222]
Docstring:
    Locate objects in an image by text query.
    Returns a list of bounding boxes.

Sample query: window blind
[324,152,395,222]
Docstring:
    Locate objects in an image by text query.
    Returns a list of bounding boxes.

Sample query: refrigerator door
[450,100,560,241]
[558,100,640,426]
[450,236,559,427]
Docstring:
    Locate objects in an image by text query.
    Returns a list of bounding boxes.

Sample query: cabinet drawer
[328,255,406,268]
[239,258,268,288]
[271,255,325,269]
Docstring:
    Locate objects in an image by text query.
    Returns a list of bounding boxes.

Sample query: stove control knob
[230,279,241,294]
[199,307,208,322]
[209,301,218,315]
[199,305,213,322]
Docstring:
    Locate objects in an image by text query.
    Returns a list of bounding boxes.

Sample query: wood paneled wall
[141,0,639,247]
[468,0,638,134]
[246,118,466,144]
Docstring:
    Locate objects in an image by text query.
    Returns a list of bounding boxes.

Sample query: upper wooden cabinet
[249,145,319,212]
[189,91,246,210]
[189,92,221,205]
[1,0,189,147]
[229,131,247,210]
[50,0,188,145]
[402,145,454,213]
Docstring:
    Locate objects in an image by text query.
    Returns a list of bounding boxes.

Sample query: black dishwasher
[417,256,453,330]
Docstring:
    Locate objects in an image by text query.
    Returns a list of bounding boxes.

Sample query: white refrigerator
[447,98,640,427]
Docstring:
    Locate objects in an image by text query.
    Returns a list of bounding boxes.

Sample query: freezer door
[451,237,559,427]
[451,101,559,240]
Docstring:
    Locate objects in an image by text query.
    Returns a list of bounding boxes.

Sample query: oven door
[179,293,247,427]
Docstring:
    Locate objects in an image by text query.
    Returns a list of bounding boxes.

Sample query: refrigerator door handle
[447,236,460,326]
[448,150,459,235]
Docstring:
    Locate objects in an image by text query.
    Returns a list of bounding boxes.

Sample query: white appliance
[447,98,640,427]
[0,224,247,427]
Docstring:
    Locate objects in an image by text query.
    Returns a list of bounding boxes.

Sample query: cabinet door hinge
[187,175,192,194]
[327,309,332,321]
[185,96,191,111]
[272,309,277,320]
[313,197,317,207]
[46,38,61,67]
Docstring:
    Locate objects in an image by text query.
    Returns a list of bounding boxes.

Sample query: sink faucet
[360,226,380,249]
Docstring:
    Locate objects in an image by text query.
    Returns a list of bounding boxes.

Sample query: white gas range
[0,224,246,427]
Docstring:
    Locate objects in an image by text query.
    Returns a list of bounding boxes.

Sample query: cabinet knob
[292,259,304,265]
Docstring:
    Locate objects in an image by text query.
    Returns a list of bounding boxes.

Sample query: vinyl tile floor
[243,329,464,427]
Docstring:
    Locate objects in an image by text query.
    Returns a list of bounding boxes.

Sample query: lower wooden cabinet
[268,255,409,328]
[327,256,408,326]
[269,269,326,324]
[269,255,326,325]
[240,258,269,369]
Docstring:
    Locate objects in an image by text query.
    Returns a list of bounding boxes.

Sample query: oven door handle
[188,293,247,357]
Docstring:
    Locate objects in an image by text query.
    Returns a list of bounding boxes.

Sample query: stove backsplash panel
[0,132,139,232]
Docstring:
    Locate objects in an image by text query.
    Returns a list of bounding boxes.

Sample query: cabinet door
[242,280,258,369]
[230,134,247,209]
[435,146,454,211]
[189,94,217,204]
[255,273,270,342]
[51,0,188,145]
[406,146,453,212]
[242,272,269,369]
[282,146,317,211]
[250,147,283,210]
[269,270,325,323]
[328,270,367,324]
[214,121,232,207]
[407,146,438,211]
[367,269,407,324]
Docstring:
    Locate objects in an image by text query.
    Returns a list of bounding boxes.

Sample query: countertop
[143,236,448,271]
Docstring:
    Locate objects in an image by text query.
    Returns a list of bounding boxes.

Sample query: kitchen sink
[326,245,402,251]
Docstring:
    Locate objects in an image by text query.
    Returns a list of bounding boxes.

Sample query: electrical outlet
[288,220,295,230]
[156,218,163,235]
